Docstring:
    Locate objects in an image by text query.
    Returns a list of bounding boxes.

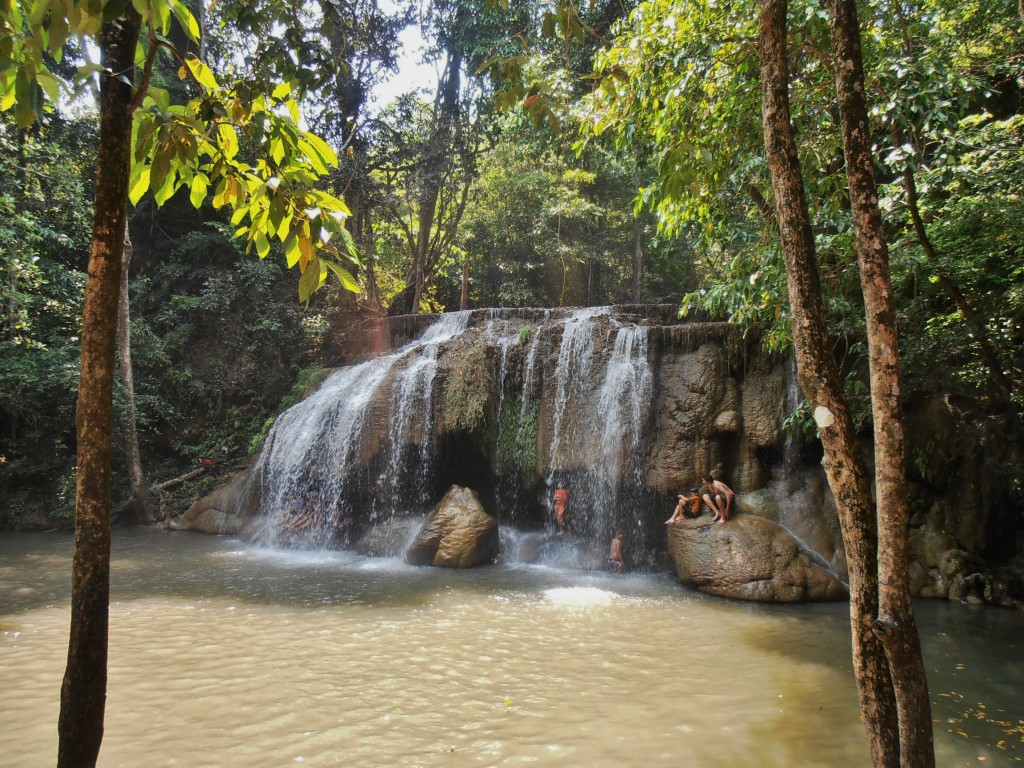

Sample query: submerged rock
[406,485,499,567]
[667,514,847,603]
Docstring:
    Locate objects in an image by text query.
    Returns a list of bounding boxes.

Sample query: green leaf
[185,55,219,90]
[168,0,201,42]
[325,260,361,294]
[254,230,270,259]
[189,173,208,208]
[298,257,321,302]
[128,165,151,205]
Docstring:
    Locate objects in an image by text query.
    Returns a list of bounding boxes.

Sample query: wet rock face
[666,514,848,603]
[406,485,499,568]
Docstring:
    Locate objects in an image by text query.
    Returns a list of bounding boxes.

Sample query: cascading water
[534,310,655,562]
[251,311,472,547]
[597,324,654,485]
[233,304,835,578]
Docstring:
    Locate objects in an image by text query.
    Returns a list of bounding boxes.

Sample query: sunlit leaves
[1,0,359,300]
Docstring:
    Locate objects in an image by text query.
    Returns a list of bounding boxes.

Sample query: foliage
[496,397,538,472]
[443,343,492,432]
[885,111,1024,405]
[128,224,319,466]
[0,116,94,489]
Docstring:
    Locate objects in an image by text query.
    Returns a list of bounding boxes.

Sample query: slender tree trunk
[57,9,141,768]
[758,1,900,766]
[409,18,465,313]
[631,216,643,303]
[117,221,155,523]
[828,1,935,765]
[460,257,469,310]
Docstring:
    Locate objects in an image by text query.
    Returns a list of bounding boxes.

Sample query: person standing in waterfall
[552,481,569,535]
[701,473,735,523]
[608,531,625,574]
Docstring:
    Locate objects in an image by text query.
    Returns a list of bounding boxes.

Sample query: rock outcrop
[406,485,499,567]
[175,472,258,535]
[176,307,1023,607]
[666,514,847,603]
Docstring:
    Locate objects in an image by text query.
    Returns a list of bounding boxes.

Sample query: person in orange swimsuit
[552,482,569,534]
[665,488,702,524]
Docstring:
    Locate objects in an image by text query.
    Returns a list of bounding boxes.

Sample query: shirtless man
[552,482,569,535]
[608,531,624,574]
[701,473,735,523]
[665,488,702,524]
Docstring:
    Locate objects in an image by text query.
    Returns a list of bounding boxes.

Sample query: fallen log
[111,466,210,523]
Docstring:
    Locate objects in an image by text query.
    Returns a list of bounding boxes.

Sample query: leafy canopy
[0,0,361,301]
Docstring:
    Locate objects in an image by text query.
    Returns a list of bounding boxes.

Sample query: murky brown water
[1,529,1020,767]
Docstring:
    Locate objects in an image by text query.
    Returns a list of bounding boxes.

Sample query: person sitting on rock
[701,473,735,523]
[608,531,625,574]
[665,488,702,524]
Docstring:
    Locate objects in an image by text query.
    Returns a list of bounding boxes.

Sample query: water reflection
[1,529,1020,768]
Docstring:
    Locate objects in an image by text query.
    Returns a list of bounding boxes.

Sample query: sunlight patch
[542,587,617,607]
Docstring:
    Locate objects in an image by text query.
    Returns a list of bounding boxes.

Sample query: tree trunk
[631,215,643,303]
[758,1,900,766]
[460,257,469,310]
[828,1,935,765]
[118,221,156,523]
[410,21,465,313]
[57,9,141,768]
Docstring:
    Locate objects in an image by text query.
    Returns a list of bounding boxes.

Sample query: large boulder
[667,514,847,602]
[406,485,499,567]
[175,471,259,535]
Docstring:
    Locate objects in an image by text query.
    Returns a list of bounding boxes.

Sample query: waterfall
[252,311,472,546]
[538,310,654,548]
[783,355,803,473]
[547,307,606,471]
[597,325,653,485]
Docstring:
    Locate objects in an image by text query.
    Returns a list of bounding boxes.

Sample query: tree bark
[758,1,900,766]
[117,220,156,524]
[631,215,644,303]
[460,257,469,310]
[57,9,141,768]
[828,1,935,765]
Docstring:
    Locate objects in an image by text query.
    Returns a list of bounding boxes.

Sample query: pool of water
[1,528,1020,767]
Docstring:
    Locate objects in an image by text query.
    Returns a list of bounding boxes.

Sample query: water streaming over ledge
[247,307,663,561]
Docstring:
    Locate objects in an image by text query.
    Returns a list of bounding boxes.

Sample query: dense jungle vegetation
[2,1,1022,765]
[0,0,1020,528]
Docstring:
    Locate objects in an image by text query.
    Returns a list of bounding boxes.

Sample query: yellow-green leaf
[169,0,201,42]
[254,230,270,259]
[129,165,151,205]
[216,122,238,158]
[297,256,321,302]
[185,55,219,91]
[189,173,208,208]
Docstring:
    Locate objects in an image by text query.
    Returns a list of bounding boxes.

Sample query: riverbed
[1,529,1020,767]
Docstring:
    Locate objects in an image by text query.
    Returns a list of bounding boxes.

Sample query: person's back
[608,532,624,574]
